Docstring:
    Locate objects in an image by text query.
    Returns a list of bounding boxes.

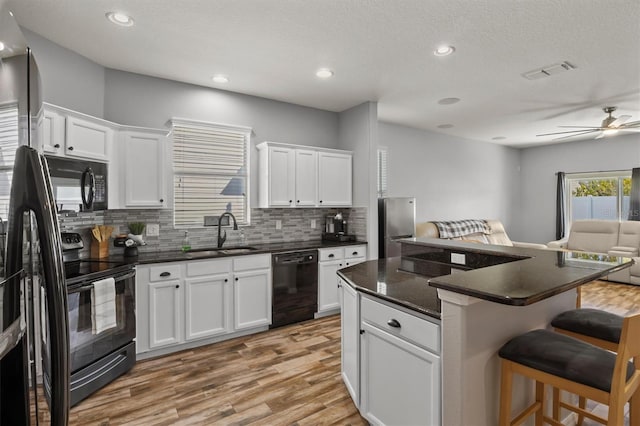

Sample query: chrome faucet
[217,212,238,248]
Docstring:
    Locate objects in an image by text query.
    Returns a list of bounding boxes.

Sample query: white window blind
[0,104,18,221]
[377,147,388,198]
[171,118,251,228]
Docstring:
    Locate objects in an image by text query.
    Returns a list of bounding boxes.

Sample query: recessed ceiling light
[434,45,455,56]
[437,124,454,129]
[316,68,334,79]
[0,42,5,52]
[106,12,134,27]
[492,136,506,140]
[212,75,229,84]
[437,97,460,105]
[9,11,13,17]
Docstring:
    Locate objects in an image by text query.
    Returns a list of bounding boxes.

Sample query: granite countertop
[404,237,633,306]
[336,237,633,319]
[93,239,367,264]
[337,257,441,320]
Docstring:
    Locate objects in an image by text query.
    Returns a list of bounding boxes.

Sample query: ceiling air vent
[522,61,576,80]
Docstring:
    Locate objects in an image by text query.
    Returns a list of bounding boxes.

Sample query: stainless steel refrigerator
[0,3,70,424]
[378,197,416,258]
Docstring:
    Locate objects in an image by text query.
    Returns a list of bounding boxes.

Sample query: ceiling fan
[537,106,640,141]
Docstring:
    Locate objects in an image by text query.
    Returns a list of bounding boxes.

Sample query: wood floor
[69,315,366,425]
[66,280,640,425]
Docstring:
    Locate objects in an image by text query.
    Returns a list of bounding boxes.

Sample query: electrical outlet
[311,219,316,229]
[146,224,160,237]
[275,220,282,230]
[451,253,466,265]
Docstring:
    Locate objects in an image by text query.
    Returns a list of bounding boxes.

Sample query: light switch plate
[275,220,282,230]
[146,224,160,237]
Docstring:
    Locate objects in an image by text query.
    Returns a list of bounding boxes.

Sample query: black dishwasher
[271,250,318,328]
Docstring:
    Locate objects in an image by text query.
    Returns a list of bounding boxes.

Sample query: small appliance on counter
[113,235,143,257]
[322,212,357,242]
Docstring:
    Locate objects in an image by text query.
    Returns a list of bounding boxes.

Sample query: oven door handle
[67,283,96,294]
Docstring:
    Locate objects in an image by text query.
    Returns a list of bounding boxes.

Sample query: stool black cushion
[551,308,623,344]
[499,329,634,392]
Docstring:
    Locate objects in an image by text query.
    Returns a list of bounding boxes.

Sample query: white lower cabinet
[233,266,271,330]
[318,245,367,314]
[148,279,182,349]
[340,279,360,407]
[136,254,271,355]
[357,295,441,426]
[184,273,229,341]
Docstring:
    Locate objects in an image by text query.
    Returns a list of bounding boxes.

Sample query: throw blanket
[432,219,490,239]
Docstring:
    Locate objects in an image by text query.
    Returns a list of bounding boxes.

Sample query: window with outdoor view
[171,118,251,228]
[566,171,631,225]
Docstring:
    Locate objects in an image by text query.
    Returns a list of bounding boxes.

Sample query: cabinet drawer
[186,258,232,277]
[344,245,366,259]
[319,248,344,261]
[233,254,271,272]
[148,264,181,282]
[361,296,440,354]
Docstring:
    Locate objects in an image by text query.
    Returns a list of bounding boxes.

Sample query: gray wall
[515,133,640,243]
[338,102,379,257]
[378,122,522,233]
[23,29,105,118]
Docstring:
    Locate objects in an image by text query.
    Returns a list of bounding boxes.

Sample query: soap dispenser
[181,231,191,252]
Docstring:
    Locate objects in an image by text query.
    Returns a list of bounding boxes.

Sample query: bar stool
[552,308,624,424]
[498,313,640,426]
[552,308,623,352]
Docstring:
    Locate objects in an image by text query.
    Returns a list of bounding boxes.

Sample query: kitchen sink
[186,246,258,258]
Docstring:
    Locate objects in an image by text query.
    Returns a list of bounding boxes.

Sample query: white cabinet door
[295,149,317,206]
[340,280,360,407]
[360,322,441,426]
[65,115,112,161]
[39,108,65,156]
[233,269,271,330]
[318,151,352,207]
[318,259,343,313]
[122,130,166,208]
[184,273,229,341]
[268,146,295,207]
[149,280,182,349]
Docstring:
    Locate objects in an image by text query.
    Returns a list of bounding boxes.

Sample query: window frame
[169,117,252,229]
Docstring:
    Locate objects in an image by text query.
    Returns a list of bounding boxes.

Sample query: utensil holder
[91,240,109,258]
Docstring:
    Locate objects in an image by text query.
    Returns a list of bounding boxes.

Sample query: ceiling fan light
[603,128,619,136]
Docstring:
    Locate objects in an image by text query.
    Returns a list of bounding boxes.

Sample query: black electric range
[63,259,135,286]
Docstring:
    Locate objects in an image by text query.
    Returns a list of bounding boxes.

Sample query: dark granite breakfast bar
[336,237,633,426]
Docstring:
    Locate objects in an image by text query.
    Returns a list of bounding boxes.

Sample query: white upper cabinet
[38,103,114,162]
[257,141,352,208]
[318,151,352,207]
[294,149,317,206]
[120,129,167,208]
[65,115,112,161]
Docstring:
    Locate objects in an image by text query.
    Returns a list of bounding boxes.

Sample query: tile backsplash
[59,207,367,258]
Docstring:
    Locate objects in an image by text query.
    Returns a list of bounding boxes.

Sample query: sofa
[416,219,548,250]
[547,219,640,284]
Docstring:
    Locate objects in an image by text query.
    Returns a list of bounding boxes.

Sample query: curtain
[629,168,640,221]
[556,172,566,240]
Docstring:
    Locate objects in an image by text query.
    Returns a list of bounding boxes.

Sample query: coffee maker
[322,212,356,242]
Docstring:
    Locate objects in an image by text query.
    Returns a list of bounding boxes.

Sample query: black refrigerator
[0,2,70,425]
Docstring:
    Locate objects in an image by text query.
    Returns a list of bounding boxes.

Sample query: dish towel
[91,277,116,334]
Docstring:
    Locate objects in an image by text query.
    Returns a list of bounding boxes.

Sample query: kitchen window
[565,171,631,225]
[171,118,251,227]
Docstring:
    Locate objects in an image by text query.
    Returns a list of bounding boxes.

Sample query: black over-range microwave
[45,156,108,212]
